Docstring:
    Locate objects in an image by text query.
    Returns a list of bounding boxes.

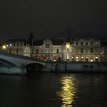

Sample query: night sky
[0,0,107,41]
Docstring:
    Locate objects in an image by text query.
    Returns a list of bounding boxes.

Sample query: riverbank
[1,59,107,75]
[46,62,107,72]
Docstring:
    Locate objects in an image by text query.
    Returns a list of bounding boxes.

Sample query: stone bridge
[0,52,46,74]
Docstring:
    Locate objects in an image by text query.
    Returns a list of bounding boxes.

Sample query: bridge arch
[26,63,47,74]
[0,52,47,74]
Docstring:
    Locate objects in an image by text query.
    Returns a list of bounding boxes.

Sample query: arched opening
[26,63,46,74]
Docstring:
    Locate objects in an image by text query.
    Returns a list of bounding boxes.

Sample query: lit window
[81,56,83,59]
[76,56,78,59]
[76,56,79,61]
[90,58,93,62]
[81,56,84,61]
[86,56,88,62]
[95,57,98,62]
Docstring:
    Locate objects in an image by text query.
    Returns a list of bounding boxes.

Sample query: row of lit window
[72,56,99,62]
[7,43,25,47]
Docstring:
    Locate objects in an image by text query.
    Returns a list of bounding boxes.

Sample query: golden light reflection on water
[57,76,76,107]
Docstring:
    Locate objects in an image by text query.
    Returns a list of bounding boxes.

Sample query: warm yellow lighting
[95,57,98,59]
[66,43,70,49]
[76,57,79,61]
[81,57,83,59]
[7,45,8,47]
[90,58,93,62]
[76,57,78,59]
[72,57,73,59]
[2,45,7,50]
[57,76,75,107]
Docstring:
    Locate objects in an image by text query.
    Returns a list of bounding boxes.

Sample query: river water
[0,73,107,107]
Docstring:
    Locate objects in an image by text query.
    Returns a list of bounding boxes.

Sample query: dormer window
[45,43,50,48]
[81,42,83,45]
[44,39,52,48]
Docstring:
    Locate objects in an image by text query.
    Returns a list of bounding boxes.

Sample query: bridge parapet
[0,52,46,68]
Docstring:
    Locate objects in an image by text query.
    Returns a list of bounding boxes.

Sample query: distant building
[1,35,106,62]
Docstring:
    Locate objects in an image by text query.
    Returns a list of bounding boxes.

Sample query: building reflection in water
[57,75,76,107]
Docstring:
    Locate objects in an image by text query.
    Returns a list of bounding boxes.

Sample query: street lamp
[66,43,70,49]
[65,43,70,71]
[66,43,70,61]
[2,45,7,50]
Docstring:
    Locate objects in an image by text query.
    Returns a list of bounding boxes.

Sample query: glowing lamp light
[90,59,93,62]
[95,57,98,59]
[76,57,79,61]
[9,44,12,46]
[2,45,7,50]
[81,57,83,59]
[86,56,88,58]
[66,43,70,49]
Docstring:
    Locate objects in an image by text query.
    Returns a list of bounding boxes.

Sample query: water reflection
[57,75,76,107]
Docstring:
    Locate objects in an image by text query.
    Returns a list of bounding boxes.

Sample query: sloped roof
[52,38,65,45]
[4,35,103,46]
[33,38,65,46]
[6,39,26,43]
[33,40,43,46]
[73,36,100,41]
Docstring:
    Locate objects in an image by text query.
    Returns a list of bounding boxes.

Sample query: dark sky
[0,0,107,41]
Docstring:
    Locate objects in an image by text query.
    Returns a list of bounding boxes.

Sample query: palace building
[1,33,106,62]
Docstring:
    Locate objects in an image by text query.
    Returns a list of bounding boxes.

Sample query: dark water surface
[0,73,107,107]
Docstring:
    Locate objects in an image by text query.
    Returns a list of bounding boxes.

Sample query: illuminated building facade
[1,36,105,62]
[32,38,103,62]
